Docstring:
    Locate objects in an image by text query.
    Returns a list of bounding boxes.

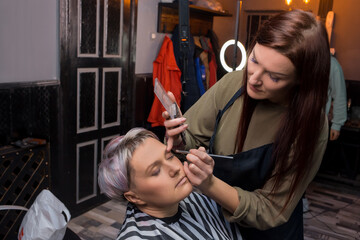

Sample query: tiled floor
[303,179,360,240]
[68,179,360,240]
[68,200,127,240]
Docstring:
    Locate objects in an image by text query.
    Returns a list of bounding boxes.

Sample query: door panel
[76,140,98,203]
[77,68,99,133]
[78,0,100,57]
[104,0,123,57]
[102,68,121,128]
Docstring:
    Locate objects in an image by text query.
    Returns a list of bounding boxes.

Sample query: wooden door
[58,0,136,215]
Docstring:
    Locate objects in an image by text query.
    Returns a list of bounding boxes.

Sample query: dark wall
[346,80,360,108]
[0,82,59,147]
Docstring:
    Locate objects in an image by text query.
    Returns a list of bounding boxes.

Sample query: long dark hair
[237,10,330,210]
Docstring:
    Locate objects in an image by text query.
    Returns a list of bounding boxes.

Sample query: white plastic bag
[18,189,71,240]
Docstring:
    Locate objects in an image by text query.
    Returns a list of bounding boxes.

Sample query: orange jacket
[147,36,182,127]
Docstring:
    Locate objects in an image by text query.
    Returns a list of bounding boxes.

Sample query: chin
[247,89,263,100]
[246,87,264,100]
[180,182,193,200]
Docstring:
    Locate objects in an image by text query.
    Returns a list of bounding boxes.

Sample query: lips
[249,84,261,93]
[175,176,187,188]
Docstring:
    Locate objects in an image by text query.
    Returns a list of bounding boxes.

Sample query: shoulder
[183,191,214,205]
[330,56,343,75]
[119,203,155,235]
[330,55,340,67]
[181,192,220,215]
[183,70,244,119]
[207,70,245,107]
[117,203,161,240]
[215,70,244,92]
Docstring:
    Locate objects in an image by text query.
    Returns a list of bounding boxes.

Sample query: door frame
[52,0,138,217]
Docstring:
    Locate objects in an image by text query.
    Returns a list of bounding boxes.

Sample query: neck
[137,203,179,218]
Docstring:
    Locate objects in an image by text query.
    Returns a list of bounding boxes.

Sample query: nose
[167,161,180,178]
[248,68,264,86]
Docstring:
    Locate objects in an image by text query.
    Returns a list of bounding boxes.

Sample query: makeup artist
[163,9,330,240]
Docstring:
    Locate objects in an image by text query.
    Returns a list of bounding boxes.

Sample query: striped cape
[117,192,242,239]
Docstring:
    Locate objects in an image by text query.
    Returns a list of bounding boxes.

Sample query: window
[245,11,282,49]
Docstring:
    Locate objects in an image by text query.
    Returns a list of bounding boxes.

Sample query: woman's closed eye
[151,167,160,176]
[250,56,258,64]
[268,73,280,82]
[251,54,280,81]
[166,153,175,160]
[150,153,174,176]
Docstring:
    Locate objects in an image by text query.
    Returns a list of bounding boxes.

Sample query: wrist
[199,175,216,195]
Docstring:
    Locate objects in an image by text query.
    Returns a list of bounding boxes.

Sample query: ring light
[220,39,247,72]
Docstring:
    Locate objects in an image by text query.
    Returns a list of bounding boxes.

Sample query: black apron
[209,87,303,240]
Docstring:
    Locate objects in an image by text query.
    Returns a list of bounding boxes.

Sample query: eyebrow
[253,49,290,77]
[145,160,160,175]
[144,149,168,175]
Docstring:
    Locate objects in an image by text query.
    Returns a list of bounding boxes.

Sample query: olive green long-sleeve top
[183,70,328,230]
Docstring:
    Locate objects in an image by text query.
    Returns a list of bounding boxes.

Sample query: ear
[124,191,146,206]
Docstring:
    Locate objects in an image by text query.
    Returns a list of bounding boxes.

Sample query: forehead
[253,43,295,74]
[131,138,164,171]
